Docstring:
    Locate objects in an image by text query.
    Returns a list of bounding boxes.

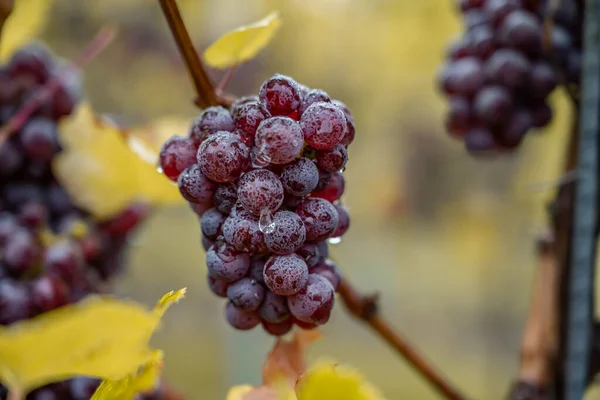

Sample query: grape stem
[337,279,468,400]
[0,26,116,145]
[157,0,233,109]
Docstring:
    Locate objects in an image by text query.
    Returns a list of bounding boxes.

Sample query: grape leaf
[203,11,281,69]
[0,288,185,395]
[0,0,53,59]
[90,350,163,400]
[53,103,184,220]
[295,360,386,400]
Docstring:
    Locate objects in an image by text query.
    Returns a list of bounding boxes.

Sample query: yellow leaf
[295,360,386,400]
[0,288,185,394]
[91,351,163,400]
[53,103,183,220]
[203,11,281,69]
[126,116,192,166]
[0,0,54,59]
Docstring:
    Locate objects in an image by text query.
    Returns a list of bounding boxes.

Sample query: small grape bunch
[438,0,569,153]
[159,73,354,335]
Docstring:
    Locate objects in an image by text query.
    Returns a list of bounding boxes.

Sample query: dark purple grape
[197,131,250,182]
[47,68,81,120]
[287,274,335,325]
[19,201,48,230]
[499,10,543,55]
[529,62,557,99]
[301,102,347,150]
[446,36,473,60]
[332,205,350,238]
[296,243,320,268]
[264,211,306,255]
[264,254,309,295]
[200,208,226,240]
[0,141,23,177]
[445,96,471,137]
[311,171,345,203]
[237,169,284,216]
[178,164,216,203]
[0,279,31,324]
[214,183,237,214]
[464,10,491,30]
[300,89,331,115]
[258,290,291,323]
[158,135,198,181]
[498,109,534,148]
[484,0,521,26]
[189,106,235,144]
[484,49,531,88]
[566,51,581,84]
[221,215,265,253]
[227,277,265,311]
[44,240,86,286]
[26,383,66,400]
[549,26,572,62]
[225,301,260,330]
[311,260,342,291]
[254,116,304,165]
[4,229,41,276]
[297,198,339,241]
[206,244,250,283]
[45,183,73,216]
[67,377,101,399]
[316,144,348,173]
[280,158,319,197]
[233,101,270,146]
[531,102,552,127]
[262,319,293,336]
[249,256,266,283]
[259,74,302,116]
[207,274,229,298]
[443,58,485,96]
[457,0,484,11]
[0,212,18,245]
[470,26,496,59]
[474,86,513,126]
[465,127,496,152]
[20,118,58,161]
[8,43,52,83]
[31,274,69,313]
[3,183,43,209]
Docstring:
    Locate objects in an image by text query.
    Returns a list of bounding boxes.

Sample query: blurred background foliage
[29,0,580,398]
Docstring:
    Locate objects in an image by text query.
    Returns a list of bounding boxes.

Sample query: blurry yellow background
[32,0,581,398]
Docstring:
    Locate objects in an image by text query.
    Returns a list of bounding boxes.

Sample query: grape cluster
[160,74,354,335]
[438,0,582,152]
[0,44,152,399]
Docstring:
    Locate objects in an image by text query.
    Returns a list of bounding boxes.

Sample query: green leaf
[203,11,281,69]
[0,288,185,395]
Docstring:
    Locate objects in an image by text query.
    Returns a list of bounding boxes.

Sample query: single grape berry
[20,118,59,162]
[464,127,496,152]
[0,212,19,245]
[227,277,265,311]
[8,43,52,83]
[474,86,513,127]
[237,169,284,216]
[470,26,496,59]
[44,240,87,285]
[279,158,319,197]
[340,119,356,147]
[296,243,321,268]
[225,301,260,330]
[4,229,41,276]
[445,96,471,137]
[233,101,270,145]
[484,49,531,88]
[264,211,306,255]
[197,131,250,182]
[316,144,348,173]
[31,274,69,313]
[159,135,198,181]
[311,260,342,291]
[441,58,485,97]
[484,0,521,26]
[529,62,557,99]
[221,215,265,253]
[0,279,31,324]
[262,319,293,336]
[259,290,291,323]
[207,274,229,298]
[213,183,238,214]
[259,74,302,116]
[296,198,339,241]
[177,164,216,203]
[264,254,309,295]
[311,171,345,203]
[19,201,48,230]
[300,89,331,115]
[301,102,347,150]
[499,10,543,55]
[332,204,350,238]
[189,106,235,144]
[206,244,250,282]
[287,274,335,325]
[200,208,226,240]
[498,109,534,148]
[254,116,304,165]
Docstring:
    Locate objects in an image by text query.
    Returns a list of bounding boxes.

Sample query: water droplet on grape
[259,209,276,234]
[328,237,342,245]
